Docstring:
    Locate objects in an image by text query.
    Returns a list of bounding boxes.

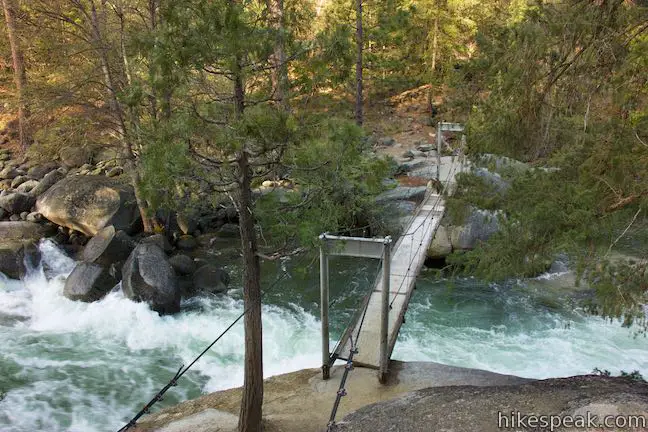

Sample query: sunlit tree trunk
[2,0,29,149]
[232,40,264,432]
[267,0,288,110]
[88,0,153,232]
[355,0,363,126]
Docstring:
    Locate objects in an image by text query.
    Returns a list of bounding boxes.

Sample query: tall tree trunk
[267,0,288,110]
[232,47,263,432]
[236,145,264,432]
[430,11,439,77]
[88,0,153,233]
[355,0,363,126]
[2,0,28,150]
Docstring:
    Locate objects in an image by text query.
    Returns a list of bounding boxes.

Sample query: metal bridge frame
[436,122,466,180]
[319,233,392,382]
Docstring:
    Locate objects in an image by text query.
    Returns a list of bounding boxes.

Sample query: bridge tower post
[320,236,330,380]
[378,237,391,383]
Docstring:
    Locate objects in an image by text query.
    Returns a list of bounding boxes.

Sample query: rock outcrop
[0,222,52,279]
[36,175,141,236]
[0,192,35,214]
[191,264,230,295]
[121,242,180,314]
[335,376,648,432]
[63,262,117,302]
[427,207,501,259]
[62,226,135,302]
[80,225,134,268]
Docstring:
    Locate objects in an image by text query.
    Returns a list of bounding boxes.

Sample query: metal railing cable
[325,150,464,431]
[116,253,315,432]
[387,156,461,308]
[325,285,372,432]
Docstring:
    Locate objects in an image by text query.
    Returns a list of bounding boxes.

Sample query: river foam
[1,241,647,431]
[0,240,321,432]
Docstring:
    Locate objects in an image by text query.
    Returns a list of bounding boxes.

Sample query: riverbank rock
[141,233,173,254]
[30,168,66,197]
[59,146,92,168]
[475,153,530,173]
[0,221,51,242]
[449,207,500,251]
[0,242,41,279]
[63,262,117,302]
[27,162,59,180]
[36,175,141,236]
[427,225,452,259]
[0,192,35,214]
[0,222,48,279]
[192,264,230,294]
[134,361,531,432]
[169,254,196,275]
[16,180,39,194]
[121,242,180,314]
[80,225,135,268]
[334,376,648,432]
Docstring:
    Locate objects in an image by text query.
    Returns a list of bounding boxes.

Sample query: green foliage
[138,114,193,214]
[593,368,646,382]
[255,117,391,249]
[443,0,648,328]
[446,171,506,224]
[583,257,648,332]
[26,116,87,162]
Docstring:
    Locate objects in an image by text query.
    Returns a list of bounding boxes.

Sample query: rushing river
[1,240,646,431]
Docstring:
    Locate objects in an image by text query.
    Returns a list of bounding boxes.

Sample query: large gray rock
[396,159,427,175]
[10,175,29,188]
[475,153,530,173]
[0,241,41,279]
[121,242,180,314]
[169,254,196,275]
[0,166,20,180]
[176,235,198,251]
[192,264,230,295]
[80,225,134,268]
[0,222,51,279]
[36,175,141,236]
[59,146,91,168]
[427,225,452,259]
[0,192,35,214]
[449,207,500,251]
[16,179,39,194]
[63,262,117,302]
[0,221,51,242]
[472,167,510,193]
[27,162,59,179]
[30,168,66,197]
[140,233,173,253]
[334,376,648,432]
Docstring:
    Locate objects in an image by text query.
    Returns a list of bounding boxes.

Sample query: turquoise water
[0,241,646,431]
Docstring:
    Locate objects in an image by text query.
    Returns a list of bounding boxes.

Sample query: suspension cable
[116,254,314,432]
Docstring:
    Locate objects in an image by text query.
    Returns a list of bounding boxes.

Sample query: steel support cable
[116,254,315,432]
[326,156,464,432]
[389,158,461,307]
[326,283,372,432]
